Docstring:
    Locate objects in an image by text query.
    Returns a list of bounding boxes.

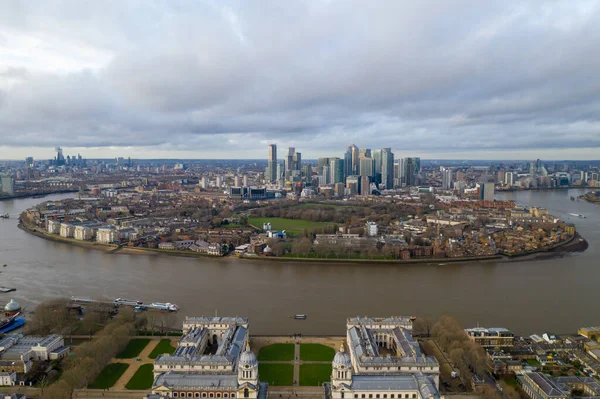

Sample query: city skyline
[1,1,600,160]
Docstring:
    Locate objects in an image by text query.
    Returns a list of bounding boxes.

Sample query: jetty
[70,296,179,312]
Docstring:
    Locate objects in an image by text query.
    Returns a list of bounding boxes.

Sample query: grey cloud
[0,0,599,158]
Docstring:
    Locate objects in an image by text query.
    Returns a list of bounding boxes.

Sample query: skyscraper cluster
[265,144,421,192]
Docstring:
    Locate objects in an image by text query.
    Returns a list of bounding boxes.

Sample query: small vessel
[571,196,575,201]
[294,314,307,320]
[568,213,586,218]
[149,302,179,311]
[114,298,143,305]
[134,306,144,312]
[0,312,21,331]
[0,214,9,219]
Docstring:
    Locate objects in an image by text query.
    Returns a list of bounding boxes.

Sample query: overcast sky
[1,0,599,160]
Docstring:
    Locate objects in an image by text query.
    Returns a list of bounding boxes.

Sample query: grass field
[527,359,542,366]
[257,343,295,361]
[149,339,177,359]
[300,344,335,361]
[248,217,335,233]
[88,363,129,389]
[125,363,154,390]
[116,338,151,359]
[299,364,332,386]
[259,363,294,386]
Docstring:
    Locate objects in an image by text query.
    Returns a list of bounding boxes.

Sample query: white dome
[333,344,352,368]
[4,299,21,312]
[239,343,258,366]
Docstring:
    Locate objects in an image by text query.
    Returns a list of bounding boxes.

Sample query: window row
[172,392,237,398]
[353,393,417,399]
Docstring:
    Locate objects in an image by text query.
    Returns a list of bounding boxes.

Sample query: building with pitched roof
[326,317,441,399]
[146,317,267,399]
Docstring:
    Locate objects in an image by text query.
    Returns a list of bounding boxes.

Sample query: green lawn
[116,338,151,359]
[300,344,335,361]
[149,339,176,359]
[527,359,542,366]
[257,343,295,361]
[259,363,294,386]
[299,364,332,386]
[125,363,154,390]
[88,363,129,389]
[248,217,335,233]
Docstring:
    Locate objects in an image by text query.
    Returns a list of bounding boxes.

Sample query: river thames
[0,189,597,336]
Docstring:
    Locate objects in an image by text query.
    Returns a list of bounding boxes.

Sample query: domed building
[4,299,21,317]
[327,317,442,399]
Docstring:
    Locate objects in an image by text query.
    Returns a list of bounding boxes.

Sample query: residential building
[267,144,277,183]
[403,158,421,186]
[0,372,15,386]
[518,372,568,399]
[441,168,453,190]
[465,327,514,348]
[0,176,14,196]
[479,183,495,202]
[96,226,118,244]
[366,221,378,237]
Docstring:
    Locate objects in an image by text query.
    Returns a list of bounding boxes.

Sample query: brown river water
[0,189,597,336]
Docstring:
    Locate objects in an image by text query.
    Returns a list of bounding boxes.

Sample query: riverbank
[0,189,79,201]
[19,220,586,266]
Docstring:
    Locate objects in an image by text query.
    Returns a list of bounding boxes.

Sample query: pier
[70,297,179,312]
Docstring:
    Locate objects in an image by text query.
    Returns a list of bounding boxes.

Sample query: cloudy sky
[1,0,599,160]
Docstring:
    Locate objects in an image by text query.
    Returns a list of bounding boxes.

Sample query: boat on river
[294,314,307,320]
[0,214,9,219]
[569,213,586,218]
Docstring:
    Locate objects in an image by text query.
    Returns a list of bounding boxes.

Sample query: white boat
[294,314,307,320]
[568,213,586,218]
[149,302,179,311]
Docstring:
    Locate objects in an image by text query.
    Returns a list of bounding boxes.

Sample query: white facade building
[46,219,61,234]
[74,225,96,241]
[0,372,15,386]
[59,223,75,238]
[327,317,442,399]
[147,317,267,399]
[366,222,378,237]
[96,227,118,244]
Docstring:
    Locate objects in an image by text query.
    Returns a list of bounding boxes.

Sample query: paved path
[112,339,159,389]
[294,342,300,386]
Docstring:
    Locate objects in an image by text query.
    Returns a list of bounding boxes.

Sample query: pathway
[112,339,159,390]
[294,342,300,386]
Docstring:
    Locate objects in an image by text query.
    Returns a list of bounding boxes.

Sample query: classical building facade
[464,327,515,348]
[146,317,267,399]
[326,317,442,399]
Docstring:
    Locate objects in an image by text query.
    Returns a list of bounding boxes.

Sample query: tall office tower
[216,176,223,188]
[496,170,506,184]
[322,165,331,185]
[381,148,394,189]
[0,176,14,196]
[359,148,372,158]
[293,152,301,170]
[403,157,421,186]
[330,158,345,184]
[479,183,495,201]
[267,144,277,182]
[350,144,360,175]
[373,150,382,174]
[302,164,312,179]
[243,175,249,187]
[276,162,282,182]
[55,147,65,165]
[359,157,375,178]
[286,147,295,172]
[317,157,330,175]
[441,167,454,190]
[344,147,353,177]
[360,176,371,196]
[234,175,242,187]
[25,157,34,168]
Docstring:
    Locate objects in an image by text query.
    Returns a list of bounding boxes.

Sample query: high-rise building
[373,150,382,175]
[54,147,65,166]
[286,147,295,172]
[403,157,421,186]
[267,144,277,182]
[243,175,249,187]
[359,148,371,158]
[350,144,359,175]
[441,167,454,190]
[317,157,331,175]
[394,161,404,187]
[293,152,301,170]
[496,170,506,184]
[234,176,242,187]
[360,176,371,196]
[330,158,345,184]
[359,157,375,178]
[505,172,514,186]
[302,164,312,179]
[479,183,495,201]
[322,165,331,185]
[344,147,354,178]
[25,157,34,168]
[1,175,15,196]
[346,176,360,195]
[381,148,394,189]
